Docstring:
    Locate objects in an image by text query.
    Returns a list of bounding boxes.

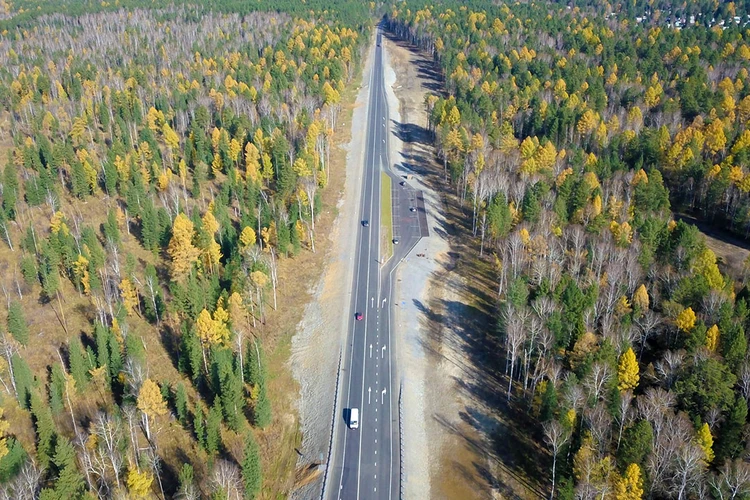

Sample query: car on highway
[355,312,363,321]
[362,220,369,227]
[409,207,416,212]
[399,181,406,186]
[349,408,359,429]
[393,238,399,245]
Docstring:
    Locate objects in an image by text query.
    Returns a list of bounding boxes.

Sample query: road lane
[326,27,423,500]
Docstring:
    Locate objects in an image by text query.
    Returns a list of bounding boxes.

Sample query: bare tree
[1,460,44,500]
[711,459,750,500]
[211,459,243,500]
[543,420,570,500]
[503,305,527,400]
[584,402,612,456]
[636,310,661,360]
[672,440,705,500]
[583,362,611,402]
[93,412,124,489]
[615,390,634,450]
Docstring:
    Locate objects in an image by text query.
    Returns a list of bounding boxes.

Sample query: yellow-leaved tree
[632,284,649,312]
[137,379,167,441]
[240,226,257,249]
[127,467,154,499]
[0,406,9,461]
[696,423,714,464]
[617,347,639,391]
[693,248,725,290]
[614,463,644,500]
[705,324,720,352]
[675,307,697,332]
[119,277,139,316]
[167,214,201,282]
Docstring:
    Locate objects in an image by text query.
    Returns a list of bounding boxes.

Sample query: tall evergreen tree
[242,432,262,499]
[7,301,29,346]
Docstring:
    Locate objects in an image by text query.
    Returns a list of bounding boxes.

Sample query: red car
[355,312,363,321]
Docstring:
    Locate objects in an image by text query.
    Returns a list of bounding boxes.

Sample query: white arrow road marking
[381,345,387,358]
[369,344,372,358]
[368,387,371,404]
[382,298,387,307]
[381,388,387,404]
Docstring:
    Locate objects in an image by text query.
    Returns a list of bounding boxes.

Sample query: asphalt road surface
[325,28,424,500]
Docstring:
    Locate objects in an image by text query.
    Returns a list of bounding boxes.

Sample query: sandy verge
[290,36,375,500]
[382,36,498,499]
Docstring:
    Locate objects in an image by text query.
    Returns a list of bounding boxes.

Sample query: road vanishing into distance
[325,27,425,500]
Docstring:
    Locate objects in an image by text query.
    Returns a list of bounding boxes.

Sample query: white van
[349,408,359,429]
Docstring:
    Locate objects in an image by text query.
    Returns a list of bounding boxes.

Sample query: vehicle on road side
[362,220,369,226]
[349,408,359,429]
[355,312,363,321]
[409,207,416,212]
[399,181,405,186]
[393,238,399,245]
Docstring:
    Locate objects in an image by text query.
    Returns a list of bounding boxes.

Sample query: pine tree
[206,398,223,456]
[2,163,18,220]
[103,208,121,246]
[175,382,189,425]
[49,362,66,414]
[7,301,29,346]
[717,397,748,461]
[193,406,206,450]
[51,437,85,498]
[212,348,245,431]
[68,337,91,392]
[95,322,111,375]
[30,392,56,469]
[11,354,34,408]
[617,348,639,392]
[242,432,262,499]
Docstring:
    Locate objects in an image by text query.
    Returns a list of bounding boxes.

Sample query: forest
[0,0,370,498]
[386,0,750,498]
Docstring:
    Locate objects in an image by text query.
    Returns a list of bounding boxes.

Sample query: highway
[325,27,424,500]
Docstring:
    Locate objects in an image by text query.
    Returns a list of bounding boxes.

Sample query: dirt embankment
[383,34,545,500]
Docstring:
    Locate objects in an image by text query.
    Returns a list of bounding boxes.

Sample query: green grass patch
[381,172,393,260]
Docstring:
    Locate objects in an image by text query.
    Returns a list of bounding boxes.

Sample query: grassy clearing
[381,172,393,261]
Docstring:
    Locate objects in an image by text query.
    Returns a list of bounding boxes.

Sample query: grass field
[381,172,393,261]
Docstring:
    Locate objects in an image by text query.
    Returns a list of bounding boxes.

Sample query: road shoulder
[290,30,376,500]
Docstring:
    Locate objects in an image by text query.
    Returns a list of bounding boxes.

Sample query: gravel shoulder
[290,35,375,500]
[382,37,494,500]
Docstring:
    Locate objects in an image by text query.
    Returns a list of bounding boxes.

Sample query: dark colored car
[399,181,406,186]
[393,238,399,245]
[362,220,369,227]
[409,207,416,212]
[355,312,363,321]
